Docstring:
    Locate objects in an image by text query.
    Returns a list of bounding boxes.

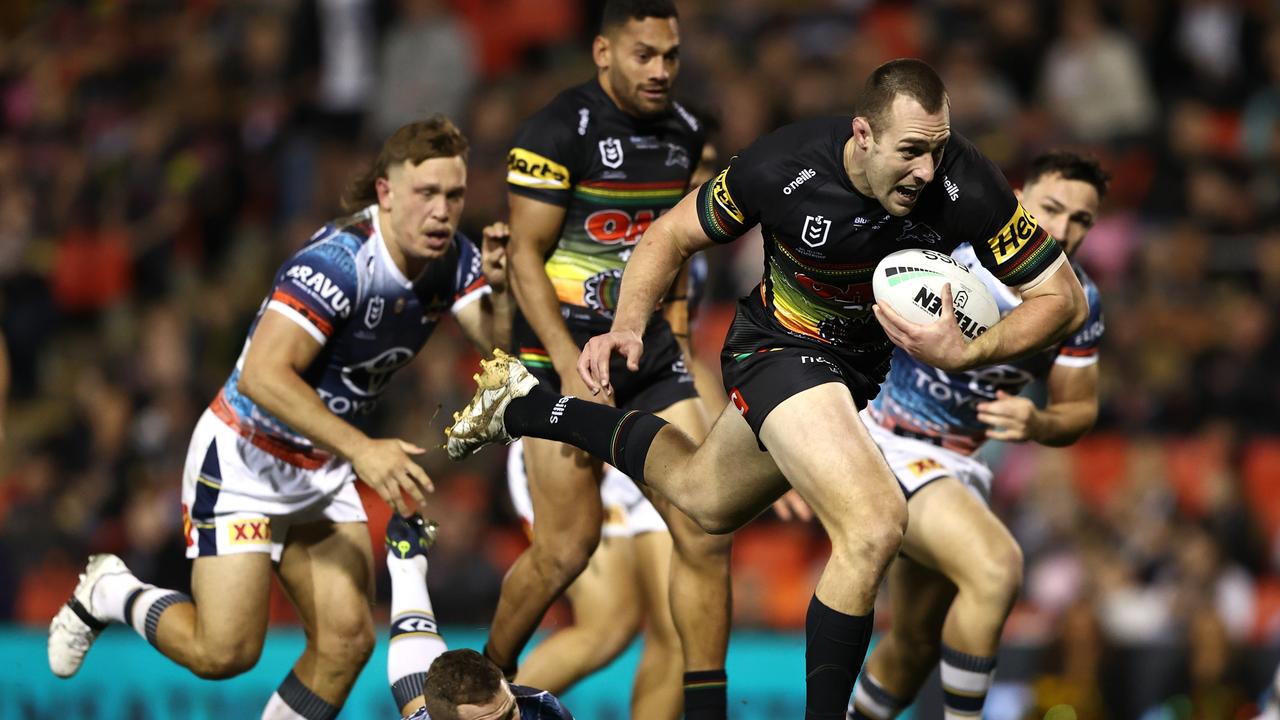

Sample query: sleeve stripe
[1054,354,1099,368]
[451,283,491,314]
[270,290,335,337]
[266,300,327,345]
[1059,345,1099,357]
[989,227,1061,285]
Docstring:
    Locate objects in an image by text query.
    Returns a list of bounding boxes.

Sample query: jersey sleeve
[450,232,491,315]
[695,154,763,244]
[506,103,583,207]
[947,140,1066,289]
[266,236,359,344]
[1055,278,1104,367]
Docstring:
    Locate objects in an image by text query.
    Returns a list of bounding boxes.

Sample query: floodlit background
[1,0,1279,717]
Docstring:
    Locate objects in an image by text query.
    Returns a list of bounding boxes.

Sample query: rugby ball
[872,248,1000,342]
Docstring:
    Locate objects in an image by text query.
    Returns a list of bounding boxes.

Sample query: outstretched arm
[579,191,715,395]
[978,361,1099,446]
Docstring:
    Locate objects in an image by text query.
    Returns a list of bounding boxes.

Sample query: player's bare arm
[978,360,1098,446]
[579,190,714,394]
[455,221,514,354]
[506,193,610,404]
[238,310,432,514]
[875,258,1086,373]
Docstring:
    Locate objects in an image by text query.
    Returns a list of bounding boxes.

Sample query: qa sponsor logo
[801,215,832,247]
[599,137,624,169]
[729,388,749,416]
[229,518,271,545]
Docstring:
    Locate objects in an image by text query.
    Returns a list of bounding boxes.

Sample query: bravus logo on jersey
[286,265,351,316]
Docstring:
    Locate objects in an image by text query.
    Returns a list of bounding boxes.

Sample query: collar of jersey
[369,205,415,290]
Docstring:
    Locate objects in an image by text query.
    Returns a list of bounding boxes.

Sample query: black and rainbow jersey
[697,116,1066,367]
[506,78,705,324]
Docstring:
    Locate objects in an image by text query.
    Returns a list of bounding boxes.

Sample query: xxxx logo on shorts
[229,517,271,545]
[906,458,943,477]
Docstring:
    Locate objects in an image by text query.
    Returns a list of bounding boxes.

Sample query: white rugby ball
[872,248,1000,342]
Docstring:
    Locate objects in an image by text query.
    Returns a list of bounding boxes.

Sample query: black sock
[683,669,728,720]
[274,670,339,720]
[504,387,669,483]
[805,595,873,720]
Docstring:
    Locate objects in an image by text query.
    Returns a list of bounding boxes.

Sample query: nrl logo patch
[599,137,624,169]
[801,215,832,247]
[364,296,384,329]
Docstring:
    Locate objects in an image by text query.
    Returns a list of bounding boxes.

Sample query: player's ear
[375,175,392,209]
[592,34,611,71]
[852,116,872,150]
[1014,187,1023,202]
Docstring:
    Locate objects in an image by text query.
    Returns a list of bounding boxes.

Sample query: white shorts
[860,410,993,503]
[181,409,367,562]
[506,439,667,539]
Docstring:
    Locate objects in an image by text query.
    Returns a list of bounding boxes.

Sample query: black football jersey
[506,79,705,323]
[696,115,1065,360]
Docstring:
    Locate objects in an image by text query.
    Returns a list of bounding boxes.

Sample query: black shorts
[719,297,890,444]
[512,309,697,414]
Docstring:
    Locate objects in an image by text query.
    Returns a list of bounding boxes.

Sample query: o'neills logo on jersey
[286,265,351,316]
[782,168,816,195]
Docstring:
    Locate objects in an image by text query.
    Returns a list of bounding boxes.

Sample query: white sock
[124,586,192,647]
[387,553,447,712]
[940,645,996,720]
[90,571,145,624]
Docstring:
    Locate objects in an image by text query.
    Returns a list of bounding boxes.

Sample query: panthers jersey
[402,684,574,720]
[211,205,488,468]
[867,244,1104,454]
[697,116,1065,368]
[506,78,704,322]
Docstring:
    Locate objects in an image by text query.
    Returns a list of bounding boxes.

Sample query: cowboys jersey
[211,205,488,468]
[868,247,1104,454]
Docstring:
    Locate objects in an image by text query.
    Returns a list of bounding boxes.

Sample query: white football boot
[48,553,131,677]
[445,349,539,460]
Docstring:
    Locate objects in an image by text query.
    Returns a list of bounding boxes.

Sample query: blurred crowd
[1,0,1279,716]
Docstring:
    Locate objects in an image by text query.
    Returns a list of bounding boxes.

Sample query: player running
[846,151,1110,720]
[48,116,511,720]
[494,1,732,716]
[383,514,574,720]
[447,59,1089,718]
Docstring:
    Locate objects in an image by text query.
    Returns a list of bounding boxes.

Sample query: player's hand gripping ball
[871,248,1000,342]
